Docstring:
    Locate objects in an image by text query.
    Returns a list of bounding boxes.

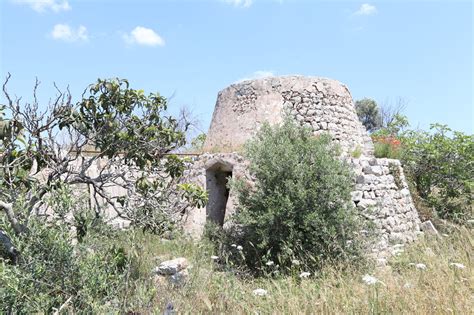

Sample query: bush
[400,124,473,222]
[228,119,365,274]
[372,136,402,159]
[0,193,133,313]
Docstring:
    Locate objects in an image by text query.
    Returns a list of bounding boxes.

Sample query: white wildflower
[210,255,219,261]
[253,288,268,296]
[403,282,413,289]
[299,272,311,278]
[231,244,237,248]
[450,263,466,270]
[362,274,379,285]
[415,263,427,270]
[265,261,274,266]
[391,248,404,256]
[237,245,243,251]
[292,259,300,266]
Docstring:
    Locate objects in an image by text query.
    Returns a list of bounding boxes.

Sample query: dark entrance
[206,163,232,226]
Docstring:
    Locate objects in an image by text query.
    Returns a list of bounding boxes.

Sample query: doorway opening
[206,163,233,226]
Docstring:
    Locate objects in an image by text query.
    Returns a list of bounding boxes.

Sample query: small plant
[388,162,403,189]
[351,145,363,158]
[189,133,207,153]
[372,136,402,159]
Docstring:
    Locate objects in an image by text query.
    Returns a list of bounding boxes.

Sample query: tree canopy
[0,75,206,262]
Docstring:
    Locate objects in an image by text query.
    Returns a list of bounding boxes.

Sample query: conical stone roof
[204,75,373,155]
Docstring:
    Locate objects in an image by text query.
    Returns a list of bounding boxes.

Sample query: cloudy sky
[1,0,472,133]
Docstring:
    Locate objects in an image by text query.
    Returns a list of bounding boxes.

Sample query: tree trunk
[0,200,24,235]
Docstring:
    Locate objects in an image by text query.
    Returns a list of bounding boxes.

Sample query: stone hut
[184,76,421,256]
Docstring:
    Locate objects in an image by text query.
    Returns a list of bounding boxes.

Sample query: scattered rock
[169,269,189,287]
[420,220,438,235]
[154,257,188,276]
[253,288,268,296]
[153,257,190,289]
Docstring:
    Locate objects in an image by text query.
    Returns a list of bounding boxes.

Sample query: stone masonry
[184,75,421,257]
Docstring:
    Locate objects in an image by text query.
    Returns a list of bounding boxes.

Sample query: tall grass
[118,226,473,314]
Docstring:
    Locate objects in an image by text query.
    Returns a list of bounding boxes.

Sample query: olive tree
[228,119,366,274]
[0,74,206,262]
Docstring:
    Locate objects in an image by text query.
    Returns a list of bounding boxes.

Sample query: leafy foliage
[63,78,186,170]
[0,76,207,253]
[0,215,130,313]
[372,136,402,159]
[228,119,365,274]
[189,133,207,152]
[401,124,473,222]
[355,98,382,132]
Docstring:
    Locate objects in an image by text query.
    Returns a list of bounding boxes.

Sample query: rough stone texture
[182,153,250,236]
[153,257,190,287]
[185,75,422,257]
[154,257,188,276]
[204,76,373,156]
[420,220,439,235]
[350,157,421,256]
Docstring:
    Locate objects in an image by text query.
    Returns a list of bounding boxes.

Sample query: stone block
[154,257,188,275]
[420,220,438,235]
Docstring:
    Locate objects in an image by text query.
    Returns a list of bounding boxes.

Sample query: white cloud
[354,3,377,16]
[51,24,88,42]
[13,0,71,13]
[238,70,274,82]
[123,26,165,47]
[223,0,253,8]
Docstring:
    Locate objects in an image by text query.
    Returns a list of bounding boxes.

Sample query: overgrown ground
[109,226,473,314]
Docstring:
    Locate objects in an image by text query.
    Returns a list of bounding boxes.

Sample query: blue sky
[1,0,472,134]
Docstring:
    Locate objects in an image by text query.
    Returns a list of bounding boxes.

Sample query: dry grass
[121,226,473,314]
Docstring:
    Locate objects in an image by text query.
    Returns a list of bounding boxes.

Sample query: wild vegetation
[3,213,471,313]
[222,119,367,274]
[355,97,473,224]
[0,79,472,313]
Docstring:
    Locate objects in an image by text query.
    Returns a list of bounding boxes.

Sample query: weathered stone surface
[154,258,188,275]
[185,76,421,258]
[182,153,250,237]
[169,269,189,286]
[420,220,438,235]
[203,76,373,156]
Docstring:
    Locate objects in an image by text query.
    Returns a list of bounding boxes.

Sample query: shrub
[228,119,365,274]
[0,188,135,313]
[372,136,402,159]
[351,145,363,158]
[400,124,473,222]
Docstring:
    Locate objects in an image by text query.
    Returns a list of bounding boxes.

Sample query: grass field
[107,225,473,314]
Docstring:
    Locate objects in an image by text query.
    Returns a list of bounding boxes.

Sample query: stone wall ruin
[185,75,422,258]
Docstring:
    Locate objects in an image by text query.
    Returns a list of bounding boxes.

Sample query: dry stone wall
[281,82,373,155]
[182,153,249,237]
[186,75,422,258]
[204,76,373,155]
[350,157,421,257]
[185,153,421,257]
